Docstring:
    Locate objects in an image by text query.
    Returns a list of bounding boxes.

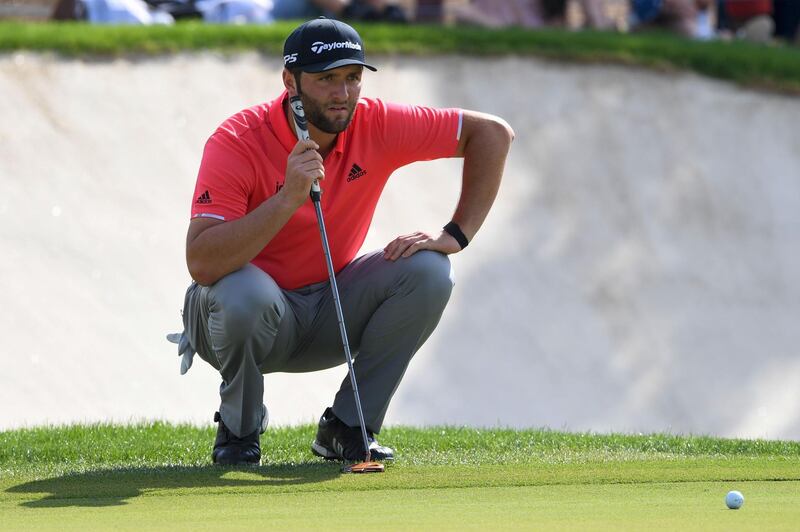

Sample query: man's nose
[331,81,348,101]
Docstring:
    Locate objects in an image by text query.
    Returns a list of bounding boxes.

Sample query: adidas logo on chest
[347,163,367,182]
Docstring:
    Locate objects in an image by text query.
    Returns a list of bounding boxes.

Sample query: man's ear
[282,68,298,97]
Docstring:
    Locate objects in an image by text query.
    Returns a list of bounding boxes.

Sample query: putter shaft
[312,200,372,463]
[289,95,372,463]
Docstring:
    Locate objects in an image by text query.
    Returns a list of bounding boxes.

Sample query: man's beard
[299,92,356,134]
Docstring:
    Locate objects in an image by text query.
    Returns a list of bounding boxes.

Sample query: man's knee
[222,291,285,343]
[402,250,455,305]
[210,267,286,344]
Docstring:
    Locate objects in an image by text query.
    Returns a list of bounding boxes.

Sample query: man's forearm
[186,192,298,285]
[451,119,514,241]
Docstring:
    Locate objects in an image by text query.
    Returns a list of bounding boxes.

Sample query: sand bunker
[1,52,798,439]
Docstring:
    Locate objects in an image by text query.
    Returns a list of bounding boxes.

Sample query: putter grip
[289,96,322,199]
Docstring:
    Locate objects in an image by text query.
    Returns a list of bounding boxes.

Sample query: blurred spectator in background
[52,0,407,23]
[271,0,406,22]
[716,0,773,42]
[415,0,443,22]
[47,0,800,39]
[195,0,273,24]
[453,0,612,29]
[629,0,713,38]
[201,0,407,24]
[79,0,175,23]
[52,0,83,19]
[773,0,800,43]
[717,0,799,43]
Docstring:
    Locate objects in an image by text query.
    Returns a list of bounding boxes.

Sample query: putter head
[342,461,385,474]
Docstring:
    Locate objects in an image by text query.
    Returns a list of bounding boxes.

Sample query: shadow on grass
[6,462,341,508]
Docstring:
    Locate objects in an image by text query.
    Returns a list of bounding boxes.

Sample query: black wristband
[443,221,469,250]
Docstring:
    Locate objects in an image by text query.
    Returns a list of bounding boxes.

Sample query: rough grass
[1,21,799,92]
[2,422,799,478]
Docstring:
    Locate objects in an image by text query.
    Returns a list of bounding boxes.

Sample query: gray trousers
[181,250,454,438]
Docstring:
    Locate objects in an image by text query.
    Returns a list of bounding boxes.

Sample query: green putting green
[3,480,799,530]
[2,424,799,530]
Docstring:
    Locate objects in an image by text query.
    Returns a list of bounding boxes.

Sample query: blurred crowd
[36,0,800,45]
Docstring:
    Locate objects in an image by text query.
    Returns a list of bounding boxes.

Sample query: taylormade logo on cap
[310,41,363,54]
[283,18,377,73]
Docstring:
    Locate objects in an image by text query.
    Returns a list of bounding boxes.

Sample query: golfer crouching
[169,18,514,465]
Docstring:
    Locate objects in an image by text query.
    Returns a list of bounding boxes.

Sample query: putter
[290,95,384,474]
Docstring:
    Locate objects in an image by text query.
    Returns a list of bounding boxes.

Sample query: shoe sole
[212,459,261,466]
[311,440,340,460]
[311,440,394,462]
[212,452,261,466]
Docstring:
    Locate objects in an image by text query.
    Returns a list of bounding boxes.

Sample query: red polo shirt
[191,91,462,290]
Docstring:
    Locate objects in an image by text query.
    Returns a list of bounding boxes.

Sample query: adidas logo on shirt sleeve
[196,190,212,204]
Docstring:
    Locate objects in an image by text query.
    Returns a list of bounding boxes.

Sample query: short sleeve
[375,100,462,169]
[190,132,254,222]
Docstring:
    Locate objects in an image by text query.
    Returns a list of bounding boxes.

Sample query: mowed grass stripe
[6,460,800,505]
[3,460,799,503]
[3,482,799,531]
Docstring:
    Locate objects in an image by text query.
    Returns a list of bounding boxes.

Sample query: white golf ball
[726,490,744,509]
